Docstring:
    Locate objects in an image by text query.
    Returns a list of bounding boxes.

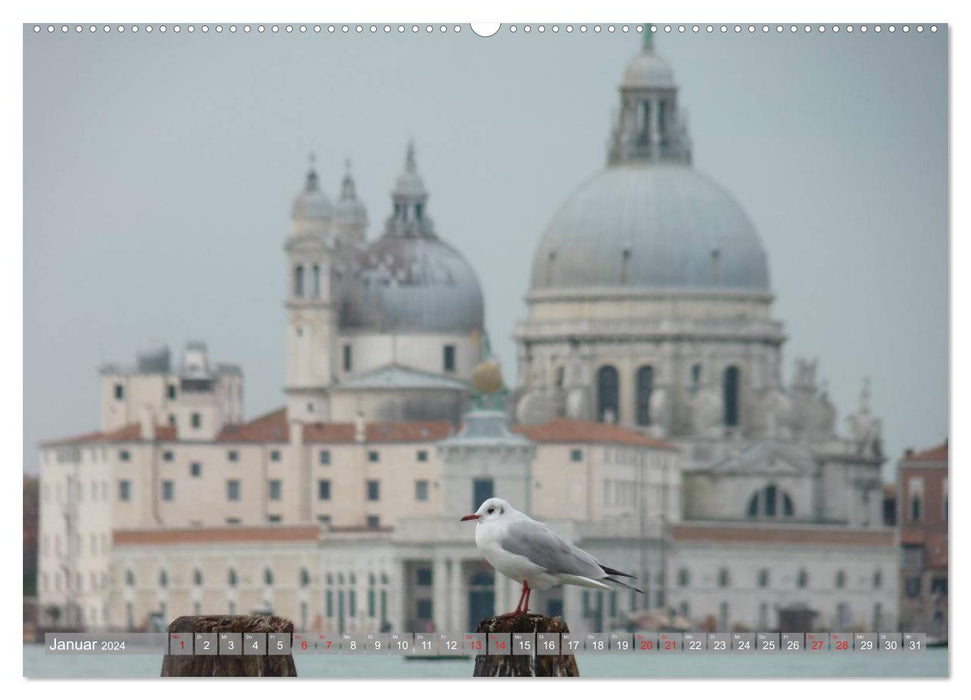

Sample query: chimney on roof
[139,406,156,441]
[355,411,366,443]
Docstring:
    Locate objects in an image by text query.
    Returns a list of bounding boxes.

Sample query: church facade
[36,36,897,637]
[514,33,896,632]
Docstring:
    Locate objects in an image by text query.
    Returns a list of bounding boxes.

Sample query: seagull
[461,497,643,617]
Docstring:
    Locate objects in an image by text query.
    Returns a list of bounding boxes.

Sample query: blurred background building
[895,442,948,642]
[36,35,915,637]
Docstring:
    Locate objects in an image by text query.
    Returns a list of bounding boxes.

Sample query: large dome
[339,235,484,332]
[530,162,770,293]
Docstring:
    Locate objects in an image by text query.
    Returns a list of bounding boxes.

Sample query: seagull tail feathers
[600,564,637,579]
[603,576,645,594]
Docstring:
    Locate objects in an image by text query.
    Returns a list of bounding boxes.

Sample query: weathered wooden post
[160,615,297,677]
[472,613,579,677]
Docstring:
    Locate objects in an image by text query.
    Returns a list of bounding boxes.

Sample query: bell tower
[285,154,337,421]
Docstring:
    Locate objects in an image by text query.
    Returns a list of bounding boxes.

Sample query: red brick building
[897,441,948,640]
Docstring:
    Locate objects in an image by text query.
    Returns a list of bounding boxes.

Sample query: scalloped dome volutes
[529,162,771,293]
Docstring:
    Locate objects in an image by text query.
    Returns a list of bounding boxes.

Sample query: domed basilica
[515,33,883,479]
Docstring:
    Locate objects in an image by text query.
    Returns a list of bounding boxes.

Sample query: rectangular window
[326,591,333,617]
[162,450,174,462]
[320,450,331,465]
[473,478,494,511]
[367,515,380,529]
[161,480,174,501]
[228,450,239,462]
[269,479,282,501]
[190,462,202,478]
[318,480,331,500]
[226,517,241,525]
[902,545,925,571]
[415,480,429,501]
[168,414,176,426]
[118,480,131,502]
[417,450,428,462]
[570,449,583,462]
[368,450,379,463]
[416,568,433,586]
[114,383,124,400]
[443,344,456,372]
[227,480,241,501]
[416,599,433,620]
[119,450,130,462]
[905,576,921,598]
[931,577,947,595]
[367,480,380,501]
[343,344,352,372]
[317,515,332,526]
[167,384,176,400]
[191,412,201,429]
[270,449,281,462]
[268,514,282,523]
[350,590,357,617]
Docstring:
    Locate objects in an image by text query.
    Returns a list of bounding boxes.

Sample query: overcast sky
[23,25,947,479]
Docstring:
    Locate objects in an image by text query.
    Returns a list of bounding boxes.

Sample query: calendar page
[21,4,950,687]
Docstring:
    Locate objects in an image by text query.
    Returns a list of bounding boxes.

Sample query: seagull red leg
[497,581,528,618]
[522,582,532,614]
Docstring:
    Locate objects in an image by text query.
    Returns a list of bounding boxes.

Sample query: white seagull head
[461,497,514,524]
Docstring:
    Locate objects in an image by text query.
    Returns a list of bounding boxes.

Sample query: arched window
[758,569,770,588]
[765,484,777,517]
[159,570,168,588]
[797,569,809,589]
[381,573,389,585]
[723,366,740,427]
[228,569,238,588]
[596,366,620,423]
[747,492,760,517]
[125,570,135,587]
[835,570,846,589]
[193,569,203,586]
[294,265,305,298]
[554,366,565,388]
[746,483,795,519]
[717,568,730,588]
[677,568,690,587]
[873,570,882,590]
[312,264,321,298]
[300,569,311,588]
[635,365,654,426]
[264,568,274,586]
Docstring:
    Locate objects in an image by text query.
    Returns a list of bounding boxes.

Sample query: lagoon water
[23,643,947,679]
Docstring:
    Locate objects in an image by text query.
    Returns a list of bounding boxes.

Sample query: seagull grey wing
[500,519,605,579]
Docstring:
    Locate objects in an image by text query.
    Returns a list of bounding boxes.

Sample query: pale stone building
[37,138,680,635]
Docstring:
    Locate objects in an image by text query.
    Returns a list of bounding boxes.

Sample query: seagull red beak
[461,514,479,522]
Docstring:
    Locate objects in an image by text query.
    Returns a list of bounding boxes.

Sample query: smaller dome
[291,164,333,221]
[623,51,675,89]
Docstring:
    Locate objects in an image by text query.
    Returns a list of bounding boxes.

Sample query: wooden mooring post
[472,614,579,677]
[160,615,297,677]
